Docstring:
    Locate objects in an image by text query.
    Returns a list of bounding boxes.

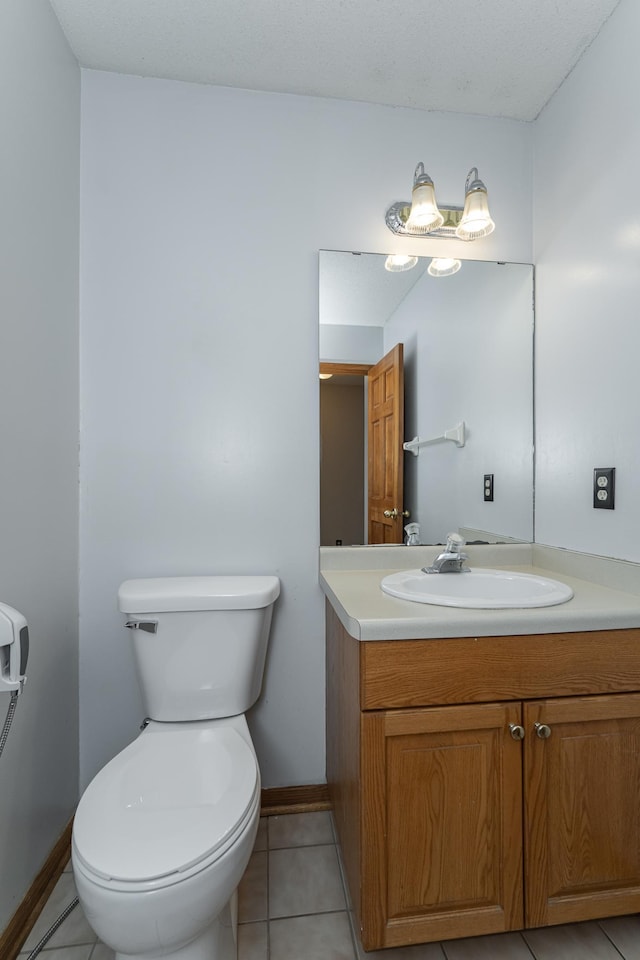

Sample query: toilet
[71,575,280,960]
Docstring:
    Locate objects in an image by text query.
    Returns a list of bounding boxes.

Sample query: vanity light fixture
[427,257,461,278]
[319,372,333,380]
[385,164,495,241]
[384,254,418,273]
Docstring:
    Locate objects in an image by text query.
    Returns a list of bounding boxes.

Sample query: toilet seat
[73,723,259,886]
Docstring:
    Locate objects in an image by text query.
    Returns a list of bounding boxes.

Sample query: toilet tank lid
[118,576,280,613]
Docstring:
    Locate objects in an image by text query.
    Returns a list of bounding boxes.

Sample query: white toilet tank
[118,576,280,722]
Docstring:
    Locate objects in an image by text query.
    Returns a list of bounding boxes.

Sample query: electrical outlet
[593,468,615,509]
[484,474,494,502]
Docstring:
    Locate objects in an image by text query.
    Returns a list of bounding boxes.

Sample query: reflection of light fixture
[405,164,444,234]
[456,168,495,240]
[319,372,333,380]
[384,254,418,273]
[428,257,461,278]
[385,164,494,241]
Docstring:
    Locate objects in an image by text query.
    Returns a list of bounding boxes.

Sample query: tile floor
[19,811,640,960]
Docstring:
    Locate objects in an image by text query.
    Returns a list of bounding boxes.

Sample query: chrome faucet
[422,533,470,574]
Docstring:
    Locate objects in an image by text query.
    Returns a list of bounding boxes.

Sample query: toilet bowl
[72,575,279,960]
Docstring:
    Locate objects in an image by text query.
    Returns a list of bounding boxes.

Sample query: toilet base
[114,892,237,960]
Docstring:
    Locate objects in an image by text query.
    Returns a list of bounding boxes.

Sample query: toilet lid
[73,725,258,883]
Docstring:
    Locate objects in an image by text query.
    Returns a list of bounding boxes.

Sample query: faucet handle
[445,533,466,554]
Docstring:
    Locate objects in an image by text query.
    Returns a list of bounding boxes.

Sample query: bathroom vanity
[321,545,640,951]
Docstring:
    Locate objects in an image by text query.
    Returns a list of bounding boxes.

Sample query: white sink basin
[380,568,574,609]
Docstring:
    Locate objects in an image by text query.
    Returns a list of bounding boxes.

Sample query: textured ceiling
[49,0,620,121]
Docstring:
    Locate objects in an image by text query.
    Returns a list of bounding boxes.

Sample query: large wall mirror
[319,250,534,546]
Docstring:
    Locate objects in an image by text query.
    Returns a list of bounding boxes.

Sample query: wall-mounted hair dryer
[0,602,29,695]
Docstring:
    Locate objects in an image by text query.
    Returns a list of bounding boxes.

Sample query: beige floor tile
[268,811,334,849]
[270,911,356,960]
[90,943,116,960]
[442,931,534,959]
[25,809,640,960]
[599,914,640,959]
[329,811,338,842]
[20,947,94,960]
[238,850,268,922]
[523,921,623,959]
[355,936,446,959]
[253,817,268,852]
[22,874,96,951]
[269,844,346,918]
[335,842,353,912]
[238,920,269,960]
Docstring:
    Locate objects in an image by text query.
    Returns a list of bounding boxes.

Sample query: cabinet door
[524,693,640,928]
[361,702,523,949]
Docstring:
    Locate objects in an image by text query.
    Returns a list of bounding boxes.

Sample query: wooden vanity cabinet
[325,602,640,951]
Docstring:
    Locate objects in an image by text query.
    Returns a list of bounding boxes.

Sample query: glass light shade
[456,188,495,240]
[319,372,333,380]
[385,254,418,273]
[428,257,461,278]
[405,182,444,235]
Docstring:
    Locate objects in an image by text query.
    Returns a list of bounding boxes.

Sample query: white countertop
[320,544,640,641]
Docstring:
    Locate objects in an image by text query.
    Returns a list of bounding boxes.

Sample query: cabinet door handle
[509,723,525,740]
[534,722,552,739]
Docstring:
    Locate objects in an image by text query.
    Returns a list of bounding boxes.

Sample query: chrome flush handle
[124,620,158,634]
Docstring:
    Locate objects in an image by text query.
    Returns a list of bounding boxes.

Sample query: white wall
[319,324,382,365]
[385,261,534,544]
[534,0,640,559]
[80,70,533,788]
[0,0,79,932]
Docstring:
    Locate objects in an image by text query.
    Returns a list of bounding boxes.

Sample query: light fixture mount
[385,202,464,239]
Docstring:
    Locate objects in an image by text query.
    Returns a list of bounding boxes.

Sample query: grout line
[517,930,538,959]
[265,831,271,960]
[267,907,351,922]
[267,840,337,852]
[596,920,626,960]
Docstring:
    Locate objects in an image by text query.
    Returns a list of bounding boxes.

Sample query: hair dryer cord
[0,690,19,760]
